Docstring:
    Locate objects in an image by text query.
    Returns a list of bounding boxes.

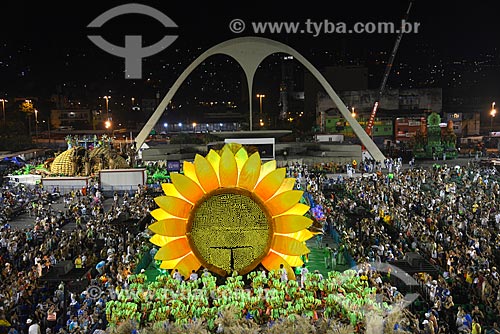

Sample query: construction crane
[365,0,414,138]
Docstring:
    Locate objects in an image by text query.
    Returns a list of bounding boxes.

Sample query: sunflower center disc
[189,192,271,275]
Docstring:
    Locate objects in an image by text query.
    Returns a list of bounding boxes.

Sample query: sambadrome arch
[133,36,385,162]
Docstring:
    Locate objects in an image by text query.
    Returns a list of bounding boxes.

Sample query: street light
[351,107,357,118]
[192,122,197,133]
[34,109,38,139]
[490,102,497,133]
[256,94,265,116]
[0,99,7,126]
[103,95,111,122]
[256,94,266,129]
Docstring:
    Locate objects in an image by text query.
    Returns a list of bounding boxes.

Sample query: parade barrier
[99,168,147,196]
[41,176,91,195]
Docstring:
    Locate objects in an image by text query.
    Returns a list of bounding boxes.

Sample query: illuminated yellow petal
[150,208,180,221]
[274,215,313,233]
[261,251,296,281]
[154,238,191,261]
[162,183,185,200]
[238,152,261,190]
[173,253,202,279]
[183,161,200,185]
[261,251,281,270]
[273,250,304,267]
[266,190,304,216]
[275,178,296,196]
[218,148,238,187]
[271,235,310,256]
[280,229,315,242]
[234,148,249,172]
[221,142,242,155]
[154,196,192,219]
[149,218,187,237]
[149,234,183,247]
[257,160,276,184]
[170,173,204,204]
[159,257,183,269]
[273,203,310,218]
[254,168,286,202]
[206,150,221,182]
[194,154,220,192]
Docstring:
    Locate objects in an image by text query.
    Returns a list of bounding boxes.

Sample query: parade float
[149,142,315,279]
[413,111,458,160]
[48,134,130,176]
[40,135,134,193]
[103,143,397,332]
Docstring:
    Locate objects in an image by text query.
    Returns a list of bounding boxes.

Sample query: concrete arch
[134,37,385,162]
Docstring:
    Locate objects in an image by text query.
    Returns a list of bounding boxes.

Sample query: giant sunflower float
[149,143,314,279]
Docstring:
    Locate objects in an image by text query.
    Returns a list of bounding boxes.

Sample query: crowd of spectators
[0,158,157,334]
[1,154,500,334]
[288,159,500,333]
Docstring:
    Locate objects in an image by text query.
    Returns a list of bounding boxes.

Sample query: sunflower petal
[275,178,296,196]
[170,173,205,204]
[159,257,183,270]
[206,150,221,182]
[149,234,183,247]
[161,183,185,200]
[150,208,180,221]
[280,229,315,242]
[154,196,192,219]
[149,218,187,237]
[238,152,261,190]
[183,161,200,185]
[219,148,238,187]
[273,250,304,267]
[222,142,242,155]
[154,238,191,261]
[173,253,202,279]
[258,160,276,184]
[273,203,310,218]
[234,148,249,173]
[274,215,313,233]
[194,154,220,192]
[254,168,286,202]
[271,235,310,256]
[261,251,296,281]
[266,190,304,216]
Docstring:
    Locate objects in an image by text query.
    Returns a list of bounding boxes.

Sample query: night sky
[1,1,499,102]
